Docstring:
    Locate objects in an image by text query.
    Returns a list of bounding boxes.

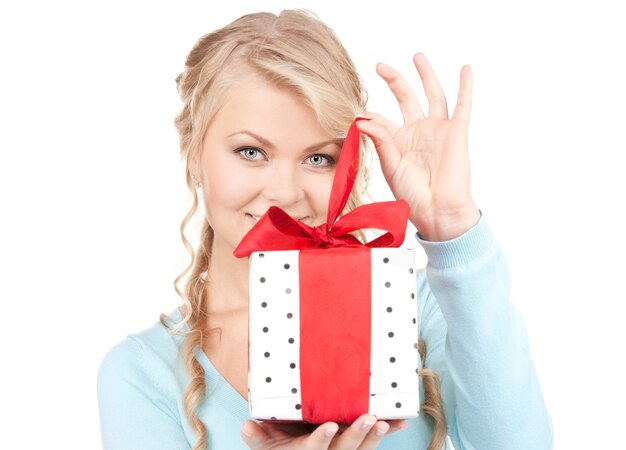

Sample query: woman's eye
[306,154,335,166]
[237,147,264,160]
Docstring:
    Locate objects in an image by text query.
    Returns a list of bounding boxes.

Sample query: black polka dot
[411,293,415,299]
[385,281,391,288]
[370,393,376,396]
[284,263,290,269]
[383,257,389,263]
[414,342,418,349]
[285,288,292,294]
[290,363,296,369]
[288,338,295,344]
[270,416,277,420]
[395,402,402,408]
[390,356,396,363]
[388,332,394,338]
[412,318,416,324]
[266,377,272,383]
[263,327,269,333]
[287,312,293,319]
[386,306,392,313]
[260,277,266,283]
[295,404,301,410]
[291,388,298,394]
[409,268,414,274]
[261,301,267,308]
[391,382,398,388]
[264,352,270,358]
[259,253,265,258]
[416,368,419,374]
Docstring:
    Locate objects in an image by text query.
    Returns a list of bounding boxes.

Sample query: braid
[160,175,212,448]
[418,339,448,449]
[183,334,209,450]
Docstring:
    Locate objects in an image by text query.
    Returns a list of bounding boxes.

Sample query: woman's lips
[246,213,309,223]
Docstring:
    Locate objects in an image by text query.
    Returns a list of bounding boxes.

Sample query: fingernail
[241,422,254,438]
[362,419,375,430]
[375,427,388,437]
[325,426,339,437]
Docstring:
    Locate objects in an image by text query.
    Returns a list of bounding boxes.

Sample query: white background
[1,0,624,448]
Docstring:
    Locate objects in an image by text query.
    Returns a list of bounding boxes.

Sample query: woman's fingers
[330,414,382,450]
[354,118,401,181]
[242,420,339,449]
[412,53,449,119]
[240,420,269,449]
[376,62,424,123]
[384,419,408,437]
[452,65,473,123]
[357,420,390,450]
[360,111,399,138]
[303,422,340,448]
[241,416,403,450]
[377,53,463,123]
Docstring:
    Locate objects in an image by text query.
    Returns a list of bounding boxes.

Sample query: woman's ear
[192,173,202,189]
[189,157,203,189]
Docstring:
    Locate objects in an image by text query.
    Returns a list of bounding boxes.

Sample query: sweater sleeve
[416,212,553,450]
[97,336,191,450]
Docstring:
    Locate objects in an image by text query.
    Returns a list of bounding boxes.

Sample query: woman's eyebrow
[227,130,343,152]
[228,130,274,148]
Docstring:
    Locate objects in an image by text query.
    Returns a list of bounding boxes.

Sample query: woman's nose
[261,162,304,206]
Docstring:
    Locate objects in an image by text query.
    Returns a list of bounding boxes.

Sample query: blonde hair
[162,9,446,450]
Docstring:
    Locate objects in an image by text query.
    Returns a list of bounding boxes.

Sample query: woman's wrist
[412,204,481,242]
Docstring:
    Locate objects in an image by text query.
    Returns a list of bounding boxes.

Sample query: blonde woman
[97,9,552,450]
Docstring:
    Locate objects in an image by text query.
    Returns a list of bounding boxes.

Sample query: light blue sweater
[97,213,553,449]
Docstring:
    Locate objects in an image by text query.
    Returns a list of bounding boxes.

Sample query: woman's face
[196,74,343,254]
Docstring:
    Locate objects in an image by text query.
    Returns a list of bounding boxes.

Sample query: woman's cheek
[211,161,259,202]
[310,173,334,222]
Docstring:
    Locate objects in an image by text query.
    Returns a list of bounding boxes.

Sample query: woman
[98,9,552,449]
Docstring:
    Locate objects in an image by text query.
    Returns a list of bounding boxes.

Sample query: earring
[192,175,202,189]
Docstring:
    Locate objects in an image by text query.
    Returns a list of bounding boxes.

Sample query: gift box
[234,118,420,424]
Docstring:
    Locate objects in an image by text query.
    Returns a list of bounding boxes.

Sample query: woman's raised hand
[356,53,481,242]
[241,414,406,450]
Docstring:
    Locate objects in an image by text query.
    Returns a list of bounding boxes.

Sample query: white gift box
[247,247,421,422]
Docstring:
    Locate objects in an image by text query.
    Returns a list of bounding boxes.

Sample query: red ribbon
[233,118,409,257]
[299,247,371,423]
[235,118,410,423]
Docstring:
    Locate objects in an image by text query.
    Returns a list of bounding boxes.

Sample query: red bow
[233,118,409,257]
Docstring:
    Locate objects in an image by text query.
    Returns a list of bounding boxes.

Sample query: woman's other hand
[356,52,481,241]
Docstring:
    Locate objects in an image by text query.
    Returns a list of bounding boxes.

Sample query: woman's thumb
[241,420,267,449]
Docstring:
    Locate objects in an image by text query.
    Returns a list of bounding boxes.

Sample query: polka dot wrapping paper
[247,246,420,423]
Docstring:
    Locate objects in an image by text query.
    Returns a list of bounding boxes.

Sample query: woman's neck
[205,237,251,315]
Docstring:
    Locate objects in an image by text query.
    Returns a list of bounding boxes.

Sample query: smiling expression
[195,74,343,255]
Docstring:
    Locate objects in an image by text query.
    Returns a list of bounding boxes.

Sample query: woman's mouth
[246,213,309,223]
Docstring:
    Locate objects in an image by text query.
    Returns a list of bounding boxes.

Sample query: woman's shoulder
[97,308,188,396]
[97,310,194,445]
